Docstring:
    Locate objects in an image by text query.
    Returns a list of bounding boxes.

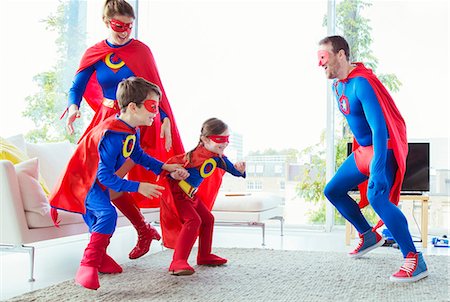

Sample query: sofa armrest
[0,160,29,245]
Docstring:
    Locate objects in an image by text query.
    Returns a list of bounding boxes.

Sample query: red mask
[318,50,329,66]
[208,135,229,143]
[143,99,159,114]
[109,19,133,33]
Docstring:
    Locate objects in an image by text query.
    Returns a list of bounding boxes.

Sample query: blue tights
[324,152,416,257]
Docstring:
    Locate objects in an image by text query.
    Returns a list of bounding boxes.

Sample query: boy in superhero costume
[64,0,185,260]
[160,118,246,276]
[49,77,188,290]
[318,35,428,282]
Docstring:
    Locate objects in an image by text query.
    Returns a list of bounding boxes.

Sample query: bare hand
[234,162,246,174]
[160,118,172,152]
[66,104,81,135]
[162,163,183,173]
[170,168,190,180]
[138,182,165,199]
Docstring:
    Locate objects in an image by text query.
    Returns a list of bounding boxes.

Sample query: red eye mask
[109,19,133,33]
[143,99,159,114]
[208,135,229,143]
[318,50,329,66]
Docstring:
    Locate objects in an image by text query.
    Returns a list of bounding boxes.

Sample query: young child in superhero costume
[64,0,185,260]
[318,35,428,283]
[159,118,246,276]
[49,77,189,290]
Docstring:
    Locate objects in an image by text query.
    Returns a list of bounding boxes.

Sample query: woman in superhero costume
[160,118,246,276]
[64,0,184,260]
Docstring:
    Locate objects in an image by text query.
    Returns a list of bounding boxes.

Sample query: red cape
[49,117,135,223]
[346,63,408,230]
[77,39,185,207]
[159,146,225,248]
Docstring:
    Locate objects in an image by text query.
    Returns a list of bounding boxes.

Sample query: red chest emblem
[339,95,350,115]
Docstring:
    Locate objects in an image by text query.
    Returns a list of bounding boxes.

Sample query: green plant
[22,0,90,143]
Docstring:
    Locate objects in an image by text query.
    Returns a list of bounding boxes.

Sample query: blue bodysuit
[324,75,416,257]
[83,117,163,235]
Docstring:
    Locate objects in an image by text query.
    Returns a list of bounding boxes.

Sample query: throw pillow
[6,134,27,153]
[0,137,51,196]
[26,141,76,190]
[15,158,50,216]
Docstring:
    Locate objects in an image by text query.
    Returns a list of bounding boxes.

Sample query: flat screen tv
[346,142,430,193]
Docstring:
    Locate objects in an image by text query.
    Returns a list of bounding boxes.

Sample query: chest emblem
[122,134,136,158]
[200,158,217,178]
[339,95,350,115]
[105,53,125,70]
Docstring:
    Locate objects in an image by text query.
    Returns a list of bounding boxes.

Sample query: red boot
[112,192,161,259]
[197,254,228,266]
[129,223,161,259]
[75,232,110,290]
[99,254,123,274]
[195,205,226,265]
[169,260,195,276]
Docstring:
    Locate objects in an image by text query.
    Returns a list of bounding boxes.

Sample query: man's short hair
[319,35,350,61]
[117,77,161,111]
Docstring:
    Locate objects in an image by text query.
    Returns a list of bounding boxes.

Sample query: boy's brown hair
[117,77,161,112]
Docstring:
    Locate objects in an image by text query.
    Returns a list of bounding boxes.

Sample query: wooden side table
[345,194,429,248]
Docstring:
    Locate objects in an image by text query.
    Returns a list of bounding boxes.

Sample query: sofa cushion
[6,134,27,153]
[0,136,50,195]
[26,141,76,190]
[212,192,283,212]
[25,210,85,228]
[15,158,50,216]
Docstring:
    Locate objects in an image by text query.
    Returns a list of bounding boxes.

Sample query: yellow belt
[102,98,117,109]
[178,180,197,198]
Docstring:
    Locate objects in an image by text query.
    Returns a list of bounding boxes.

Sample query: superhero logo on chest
[334,81,350,115]
[105,53,125,71]
[200,158,217,178]
[122,135,136,158]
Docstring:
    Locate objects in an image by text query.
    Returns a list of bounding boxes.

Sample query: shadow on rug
[7,248,449,302]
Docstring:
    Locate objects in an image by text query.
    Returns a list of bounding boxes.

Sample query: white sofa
[1,135,285,281]
[211,192,285,245]
[0,135,159,282]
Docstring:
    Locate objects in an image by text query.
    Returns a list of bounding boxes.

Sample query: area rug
[7,248,449,302]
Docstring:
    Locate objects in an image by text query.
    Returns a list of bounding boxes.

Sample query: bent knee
[324,182,346,200]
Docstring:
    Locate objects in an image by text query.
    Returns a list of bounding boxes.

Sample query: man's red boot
[75,232,110,290]
[111,192,161,259]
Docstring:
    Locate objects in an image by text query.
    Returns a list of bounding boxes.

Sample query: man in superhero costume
[318,35,428,282]
[160,118,246,275]
[64,0,185,260]
[50,77,188,290]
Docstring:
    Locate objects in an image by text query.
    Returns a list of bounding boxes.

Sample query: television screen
[346,142,430,193]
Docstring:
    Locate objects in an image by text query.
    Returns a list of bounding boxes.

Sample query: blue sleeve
[97,134,140,192]
[130,133,164,175]
[355,77,388,176]
[160,108,168,121]
[68,65,95,107]
[217,156,246,178]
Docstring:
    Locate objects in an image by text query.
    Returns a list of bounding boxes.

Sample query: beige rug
[7,248,449,302]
